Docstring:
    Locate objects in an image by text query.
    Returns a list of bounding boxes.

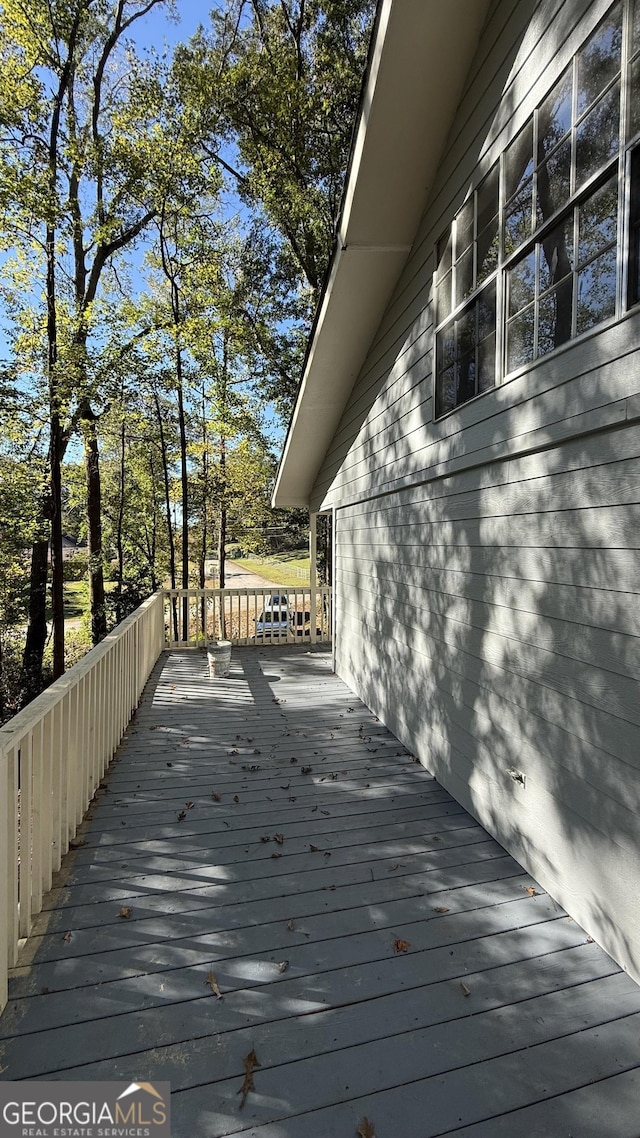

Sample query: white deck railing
[163,586,332,647]
[0,592,165,1012]
[0,584,333,1013]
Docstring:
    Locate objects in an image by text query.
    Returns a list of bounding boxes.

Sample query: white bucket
[207,640,232,678]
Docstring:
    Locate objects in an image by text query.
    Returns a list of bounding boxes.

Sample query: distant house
[274,0,640,983]
[48,535,86,564]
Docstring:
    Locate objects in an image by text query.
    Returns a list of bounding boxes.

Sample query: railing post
[0,746,8,1011]
[309,511,317,644]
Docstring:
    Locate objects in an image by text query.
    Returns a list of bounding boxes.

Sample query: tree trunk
[20,535,50,704]
[199,384,208,632]
[81,406,107,644]
[154,387,178,641]
[176,344,189,641]
[115,414,126,623]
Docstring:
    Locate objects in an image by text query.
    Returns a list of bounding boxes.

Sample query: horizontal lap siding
[334,455,640,978]
[313,0,640,983]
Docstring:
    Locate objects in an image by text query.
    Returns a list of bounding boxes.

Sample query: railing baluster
[19,733,33,938]
[6,744,18,965]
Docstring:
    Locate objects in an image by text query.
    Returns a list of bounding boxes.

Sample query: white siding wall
[312,0,640,981]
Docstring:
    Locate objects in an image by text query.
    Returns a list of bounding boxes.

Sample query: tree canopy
[0,0,376,717]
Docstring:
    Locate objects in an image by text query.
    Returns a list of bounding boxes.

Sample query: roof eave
[273,0,491,509]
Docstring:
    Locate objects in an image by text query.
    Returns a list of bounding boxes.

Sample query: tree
[0,0,225,690]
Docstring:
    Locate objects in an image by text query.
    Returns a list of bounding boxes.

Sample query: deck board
[1,647,639,1137]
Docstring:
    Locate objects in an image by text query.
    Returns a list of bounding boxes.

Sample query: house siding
[311,0,640,981]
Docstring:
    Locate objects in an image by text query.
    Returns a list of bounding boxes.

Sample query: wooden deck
[1,647,640,1136]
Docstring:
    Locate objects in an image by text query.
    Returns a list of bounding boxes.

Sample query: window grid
[434,0,637,421]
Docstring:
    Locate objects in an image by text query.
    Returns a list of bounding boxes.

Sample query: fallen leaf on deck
[177,811,186,821]
[233,795,239,803]
[260,835,271,843]
[288,796,297,802]
[434,907,449,914]
[186,802,195,809]
[389,863,399,871]
[301,765,313,774]
[393,938,410,954]
[460,982,471,997]
[69,838,85,850]
[287,919,295,931]
[309,844,319,852]
[357,1118,376,1138]
[277,960,289,973]
[63,931,72,942]
[211,792,221,802]
[166,762,172,767]
[229,748,239,755]
[271,851,282,859]
[237,1048,260,1110]
[119,907,132,919]
[525,887,537,897]
[274,833,284,845]
[311,805,318,812]
[321,810,330,816]
[205,970,223,999]
[290,757,298,763]
[253,748,261,755]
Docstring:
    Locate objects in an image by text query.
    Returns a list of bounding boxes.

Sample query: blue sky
[134,1,214,50]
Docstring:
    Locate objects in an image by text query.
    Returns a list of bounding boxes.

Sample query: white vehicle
[254,595,290,638]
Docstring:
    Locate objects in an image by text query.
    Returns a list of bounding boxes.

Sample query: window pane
[575,82,620,186]
[509,251,535,316]
[436,270,452,324]
[457,351,477,404]
[506,306,535,372]
[538,69,572,159]
[478,333,496,392]
[538,277,573,356]
[505,121,534,200]
[540,215,574,291]
[578,176,617,265]
[436,366,457,417]
[628,148,640,308]
[630,56,640,139]
[456,306,476,355]
[536,136,571,225]
[456,200,474,255]
[577,3,622,116]
[577,246,617,332]
[477,220,499,283]
[477,165,499,232]
[477,282,496,340]
[437,327,456,370]
[504,180,534,254]
[454,245,474,306]
[633,0,640,53]
[437,230,452,277]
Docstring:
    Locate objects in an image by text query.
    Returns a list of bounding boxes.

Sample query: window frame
[433,0,638,422]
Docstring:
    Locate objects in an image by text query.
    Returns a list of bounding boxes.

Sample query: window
[435,166,498,416]
[434,0,639,419]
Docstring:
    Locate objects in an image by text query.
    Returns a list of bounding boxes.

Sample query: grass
[230,551,312,588]
[63,581,89,620]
